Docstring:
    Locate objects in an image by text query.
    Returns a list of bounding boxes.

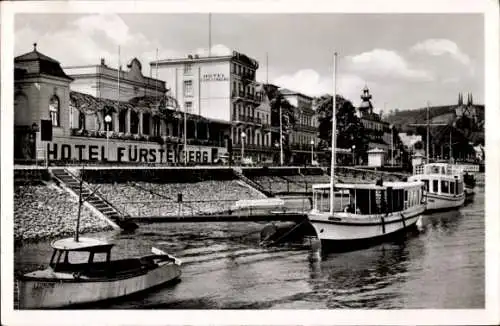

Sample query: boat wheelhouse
[409,163,465,212]
[308,181,425,243]
[18,237,182,309]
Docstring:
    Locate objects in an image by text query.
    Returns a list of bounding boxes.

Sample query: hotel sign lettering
[44,142,221,164]
[201,73,228,82]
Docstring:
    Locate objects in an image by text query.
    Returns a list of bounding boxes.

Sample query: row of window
[297,114,314,127]
[291,133,315,146]
[421,179,464,195]
[233,127,270,147]
[73,110,162,136]
[231,63,254,78]
[233,104,270,124]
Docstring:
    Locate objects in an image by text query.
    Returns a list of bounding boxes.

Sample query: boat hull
[308,204,425,244]
[424,192,465,212]
[18,261,181,309]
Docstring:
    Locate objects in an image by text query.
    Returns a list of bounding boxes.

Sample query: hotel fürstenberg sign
[39,138,226,164]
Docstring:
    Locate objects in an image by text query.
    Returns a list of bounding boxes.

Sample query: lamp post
[104,114,112,161]
[351,145,356,166]
[241,131,246,165]
[310,140,315,165]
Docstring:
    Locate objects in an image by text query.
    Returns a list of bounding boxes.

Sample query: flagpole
[330,52,337,215]
[156,48,159,99]
[117,45,120,109]
[209,13,212,56]
[266,52,268,84]
[279,105,283,166]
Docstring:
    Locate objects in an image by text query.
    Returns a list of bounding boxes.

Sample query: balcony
[231,91,261,104]
[232,143,275,151]
[186,138,225,147]
[233,115,262,125]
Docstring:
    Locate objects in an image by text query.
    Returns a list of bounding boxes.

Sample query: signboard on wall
[39,137,227,164]
[201,73,228,82]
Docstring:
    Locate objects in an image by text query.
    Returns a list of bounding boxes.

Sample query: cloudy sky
[14,13,484,112]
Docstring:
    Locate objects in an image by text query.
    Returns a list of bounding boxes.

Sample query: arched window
[49,96,60,126]
[103,107,114,131]
[119,109,127,133]
[78,111,86,130]
[130,110,139,134]
[143,112,151,135]
[152,116,161,136]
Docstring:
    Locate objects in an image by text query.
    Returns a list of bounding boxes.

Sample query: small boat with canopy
[17,170,182,309]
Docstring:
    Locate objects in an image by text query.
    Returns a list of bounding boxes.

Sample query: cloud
[74,14,134,45]
[410,38,471,66]
[15,14,238,78]
[271,69,366,102]
[194,44,233,57]
[273,69,331,97]
[345,49,434,82]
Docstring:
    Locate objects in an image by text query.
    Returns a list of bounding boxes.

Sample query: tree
[314,94,369,161]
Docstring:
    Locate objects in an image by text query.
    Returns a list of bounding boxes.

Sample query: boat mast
[330,52,337,215]
[75,169,84,242]
[426,102,430,163]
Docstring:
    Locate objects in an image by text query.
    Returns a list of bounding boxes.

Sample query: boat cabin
[48,238,114,273]
[412,163,464,196]
[311,181,424,215]
[414,163,464,177]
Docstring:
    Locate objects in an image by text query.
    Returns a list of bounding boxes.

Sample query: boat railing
[414,164,464,177]
[312,183,424,215]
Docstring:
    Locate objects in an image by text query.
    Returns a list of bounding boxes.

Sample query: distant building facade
[279,88,318,164]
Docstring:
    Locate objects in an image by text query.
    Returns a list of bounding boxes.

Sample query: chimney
[100,58,105,66]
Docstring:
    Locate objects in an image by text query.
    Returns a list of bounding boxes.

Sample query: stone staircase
[232,168,274,197]
[51,169,138,231]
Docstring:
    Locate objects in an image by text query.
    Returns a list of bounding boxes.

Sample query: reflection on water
[14,180,484,309]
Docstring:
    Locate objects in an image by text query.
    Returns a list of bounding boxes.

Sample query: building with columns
[14,44,228,164]
[151,51,275,163]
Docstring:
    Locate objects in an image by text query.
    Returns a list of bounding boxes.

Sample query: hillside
[385,105,485,130]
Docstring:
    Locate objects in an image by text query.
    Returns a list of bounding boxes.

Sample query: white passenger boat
[18,238,182,309]
[409,163,465,212]
[306,52,425,246]
[308,181,425,244]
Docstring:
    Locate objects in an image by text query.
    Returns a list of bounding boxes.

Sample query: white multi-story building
[151,51,274,162]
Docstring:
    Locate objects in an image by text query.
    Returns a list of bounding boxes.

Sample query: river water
[14,175,484,309]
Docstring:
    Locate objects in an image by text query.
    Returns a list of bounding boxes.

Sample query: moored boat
[18,238,182,309]
[17,168,182,309]
[306,52,425,247]
[308,181,425,244]
[409,163,465,212]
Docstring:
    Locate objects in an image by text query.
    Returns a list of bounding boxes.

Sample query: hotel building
[14,44,228,164]
[151,51,275,163]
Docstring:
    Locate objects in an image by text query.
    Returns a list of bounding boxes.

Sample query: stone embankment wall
[14,170,113,243]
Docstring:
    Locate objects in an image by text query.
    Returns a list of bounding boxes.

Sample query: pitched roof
[14,44,73,81]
